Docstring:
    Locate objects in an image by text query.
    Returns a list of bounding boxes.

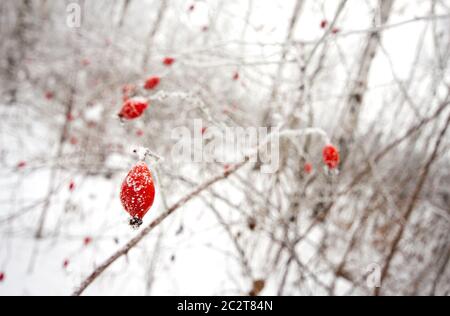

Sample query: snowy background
[0,0,449,296]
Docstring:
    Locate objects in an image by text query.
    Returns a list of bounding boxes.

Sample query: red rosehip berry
[188,4,195,11]
[69,180,75,192]
[320,20,328,29]
[0,272,4,282]
[69,136,78,145]
[201,127,207,135]
[67,113,75,121]
[331,27,340,34]
[233,72,239,81]
[144,76,160,90]
[83,237,92,246]
[63,259,70,269]
[17,161,27,169]
[120,162,156,227]
[118,98,149,120]
[45,91,54,100]
[163,57,175,66]
[304,163,313,174]
[136,129,144,137]
[323,144,340,169]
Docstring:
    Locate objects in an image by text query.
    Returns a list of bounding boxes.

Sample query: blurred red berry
[17,161,26,169]
[136,129,144,137]
[323,144,340,169]
[163,57,175,66]
[144,76,160,90]
[304,163,313,174]
[86,121,97,128]
[69,180,75,192]
[69,136,78,145]
[331,27,340,34]
[202,26,209,32]
[120,162,156,226]
[83,237,92,246]
[0,272,4,282]
[118,98,149,120]
[233,72,239,81]
[188,4,195,11]
[63,259,70,269]
[67,113,75,121]
[201,127,207,135]
[320,20,328,29]
[45,91,54,100]
[81,58,90,66]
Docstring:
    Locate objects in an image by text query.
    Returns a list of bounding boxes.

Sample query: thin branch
[375,108,450,296]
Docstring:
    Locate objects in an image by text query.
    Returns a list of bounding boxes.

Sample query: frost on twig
[132,146,164,164]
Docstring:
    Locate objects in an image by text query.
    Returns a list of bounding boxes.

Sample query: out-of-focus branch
[338,0,395,164]
[375,108,450,296]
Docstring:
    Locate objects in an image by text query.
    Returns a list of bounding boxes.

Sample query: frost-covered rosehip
[144,76,160,90]
[322,144,340,169]
[118,98,149,120]
[120,162,156,228]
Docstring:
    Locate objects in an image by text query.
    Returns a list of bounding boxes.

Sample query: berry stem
[133,147,164,163]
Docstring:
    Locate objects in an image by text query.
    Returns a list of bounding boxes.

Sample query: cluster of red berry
[116,62,169,226]
[116,56,339,227]
[118,57,174,120]
[320,19,340,34]
[62,237,93,270]
[303,144,340,174]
